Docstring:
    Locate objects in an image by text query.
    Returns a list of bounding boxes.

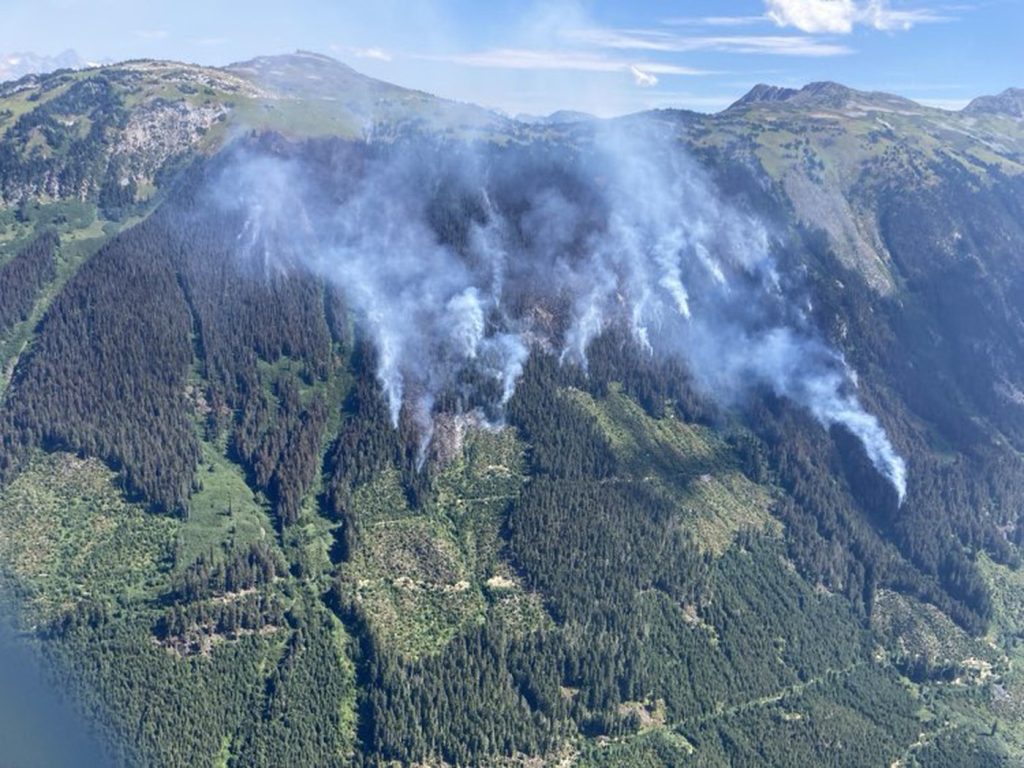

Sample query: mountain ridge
[965,87,1024,118]
[2,49,1019,120]
[729,79,945,113]
[0,52,1022,304]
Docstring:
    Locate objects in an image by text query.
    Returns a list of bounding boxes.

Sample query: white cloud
[864,6,952,31]
[567,28,851,57]
[629,65,658,87]
[764,0,950,34]
[765,0,857,33]
[353,47,392,62]
[704,34,851,55]
[425,48,708,77]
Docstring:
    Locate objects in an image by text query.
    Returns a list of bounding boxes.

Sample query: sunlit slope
[685,81,1024,293]
[0,50,507,210]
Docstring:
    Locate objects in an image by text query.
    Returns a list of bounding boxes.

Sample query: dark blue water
[0,609,106,768]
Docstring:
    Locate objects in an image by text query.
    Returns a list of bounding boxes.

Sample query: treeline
[9,128,1024,766]
[0,229,58,332]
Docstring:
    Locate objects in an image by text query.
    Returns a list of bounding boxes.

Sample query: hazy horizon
[2,0,1020,116]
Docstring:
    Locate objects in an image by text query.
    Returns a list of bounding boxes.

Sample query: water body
[0,607,106,768]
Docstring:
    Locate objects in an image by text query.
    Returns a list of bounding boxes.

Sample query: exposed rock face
[113,99,227,185]
[729,83,800,109]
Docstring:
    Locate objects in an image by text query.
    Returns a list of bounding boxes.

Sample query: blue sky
[3,0,1021,115]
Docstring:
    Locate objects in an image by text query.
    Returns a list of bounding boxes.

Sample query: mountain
[965,87,1024,119]
[0,49,84,82]
[727,80,928,113]
[1,52,1024,766]
[727,83,800,108]
[0,52,506,206]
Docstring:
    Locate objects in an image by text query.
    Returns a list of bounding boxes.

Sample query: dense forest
[0,228,57,332]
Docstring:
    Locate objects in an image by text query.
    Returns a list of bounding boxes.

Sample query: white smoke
[699,324,908,502]
[209,118,908,501]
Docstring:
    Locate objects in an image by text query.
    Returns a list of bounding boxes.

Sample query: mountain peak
[963,87,1024,118]
[730,83,800,108]
[729,81,851,110]
[796,81,856,105]
[226,50,427,102]
[230,50,359,76]
[728,80,920,113]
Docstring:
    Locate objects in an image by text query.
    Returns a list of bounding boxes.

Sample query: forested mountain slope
[1,53,1024,766]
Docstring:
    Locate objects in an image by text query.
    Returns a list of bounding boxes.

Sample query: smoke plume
[210,117,907,501]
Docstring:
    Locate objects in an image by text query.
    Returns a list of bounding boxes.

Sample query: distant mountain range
[0,49,86,81]
[729,80,1024,116]
[2,48,1020,121]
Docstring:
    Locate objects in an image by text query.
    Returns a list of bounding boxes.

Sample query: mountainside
[965,88,1024,119]
[2,53,1024,767]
